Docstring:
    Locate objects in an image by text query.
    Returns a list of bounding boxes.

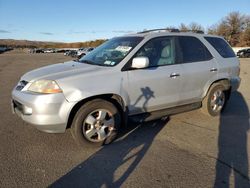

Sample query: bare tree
[189,22,204,32]
[179,22,204,32]
[179,23,189,32]
[207,12,250,46]
[207,24,218,35]
[240,27,250,46]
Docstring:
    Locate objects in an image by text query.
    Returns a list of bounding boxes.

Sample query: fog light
[23,106,32,115]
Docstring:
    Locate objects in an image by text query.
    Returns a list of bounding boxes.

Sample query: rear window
[204,37,235,58]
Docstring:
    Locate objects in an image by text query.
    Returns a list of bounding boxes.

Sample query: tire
[71,99,121,147]
[201,83,227,116]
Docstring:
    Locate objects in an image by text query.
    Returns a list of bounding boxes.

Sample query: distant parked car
[64,50,70,56]
[37,49,45,53]
[77,47,94,58]
[30,48,44,53]
[29,49,35,53]
[0,47,6,54]
[66,50,78,57]
[56,49,67,53]
[44,48,55,53]
[237,48,250,58]
[0,47,13,53]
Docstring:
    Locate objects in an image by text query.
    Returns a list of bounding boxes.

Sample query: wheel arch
[203,78,231,100]
[66,94,127,129]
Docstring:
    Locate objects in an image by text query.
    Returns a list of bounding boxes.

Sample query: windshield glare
[79,37,143,66]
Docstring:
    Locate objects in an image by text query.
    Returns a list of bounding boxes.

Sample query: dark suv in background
[237,48,250,58]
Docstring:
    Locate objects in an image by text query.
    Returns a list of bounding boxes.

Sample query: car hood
[21,60,109,82]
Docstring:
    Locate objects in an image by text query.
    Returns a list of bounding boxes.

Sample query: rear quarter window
[204,37,235,58]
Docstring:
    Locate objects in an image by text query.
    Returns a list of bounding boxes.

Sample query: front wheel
[71,99,121,147]
[201,84,227,116]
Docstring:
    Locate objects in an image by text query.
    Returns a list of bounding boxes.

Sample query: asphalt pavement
[0,51,250,188]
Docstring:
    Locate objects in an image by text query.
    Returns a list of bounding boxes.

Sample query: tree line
[177,12,250,47]
[46,39,107,48]
[0,39,107,49]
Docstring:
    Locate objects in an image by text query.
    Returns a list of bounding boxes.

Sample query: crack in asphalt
[180,120,216,132]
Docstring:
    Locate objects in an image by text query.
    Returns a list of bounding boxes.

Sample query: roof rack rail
[137,28,204,34]
[182,30,204,34]
[137,28,180,34]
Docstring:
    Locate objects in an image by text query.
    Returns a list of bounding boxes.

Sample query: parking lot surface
[0,51,250,188]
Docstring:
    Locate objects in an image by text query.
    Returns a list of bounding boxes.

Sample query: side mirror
[131,57,149,69]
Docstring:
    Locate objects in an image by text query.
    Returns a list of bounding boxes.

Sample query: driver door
[125,36,182,115]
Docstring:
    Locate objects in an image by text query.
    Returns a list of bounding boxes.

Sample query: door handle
[210,68,218,72]
[170,73,180,78]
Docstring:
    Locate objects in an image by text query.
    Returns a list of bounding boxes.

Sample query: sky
[0,0,249,42]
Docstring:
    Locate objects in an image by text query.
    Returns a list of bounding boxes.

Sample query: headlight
[28,80,62,94]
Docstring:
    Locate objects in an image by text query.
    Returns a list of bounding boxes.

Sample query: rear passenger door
[204,36,239,80]
[176,36,217,105]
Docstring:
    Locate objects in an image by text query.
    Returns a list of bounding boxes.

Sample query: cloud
[0,29,11,33]
[40,32,54,35]
[112,30,135,33]
[69,31,85,34]
[67,30,106,34]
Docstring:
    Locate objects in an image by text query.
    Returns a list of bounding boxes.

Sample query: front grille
[16,80,28,91]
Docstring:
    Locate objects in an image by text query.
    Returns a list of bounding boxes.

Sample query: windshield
[79,36,143,66]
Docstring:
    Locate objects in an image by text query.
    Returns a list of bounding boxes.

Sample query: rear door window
[176,36,213,63]
[204,37,235,58]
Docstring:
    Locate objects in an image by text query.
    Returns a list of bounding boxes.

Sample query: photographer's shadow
[214,92,250,187]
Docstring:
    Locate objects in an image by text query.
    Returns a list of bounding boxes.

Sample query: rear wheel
[201,84,227,116]
[71,99,121,147]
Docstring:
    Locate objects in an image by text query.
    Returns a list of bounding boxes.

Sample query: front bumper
[11,89,77,133]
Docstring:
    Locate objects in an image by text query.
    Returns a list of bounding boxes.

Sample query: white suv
[12,29,240,147]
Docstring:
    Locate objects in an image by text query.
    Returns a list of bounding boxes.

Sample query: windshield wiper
[73,59,80,62]
[80,59,111,67]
